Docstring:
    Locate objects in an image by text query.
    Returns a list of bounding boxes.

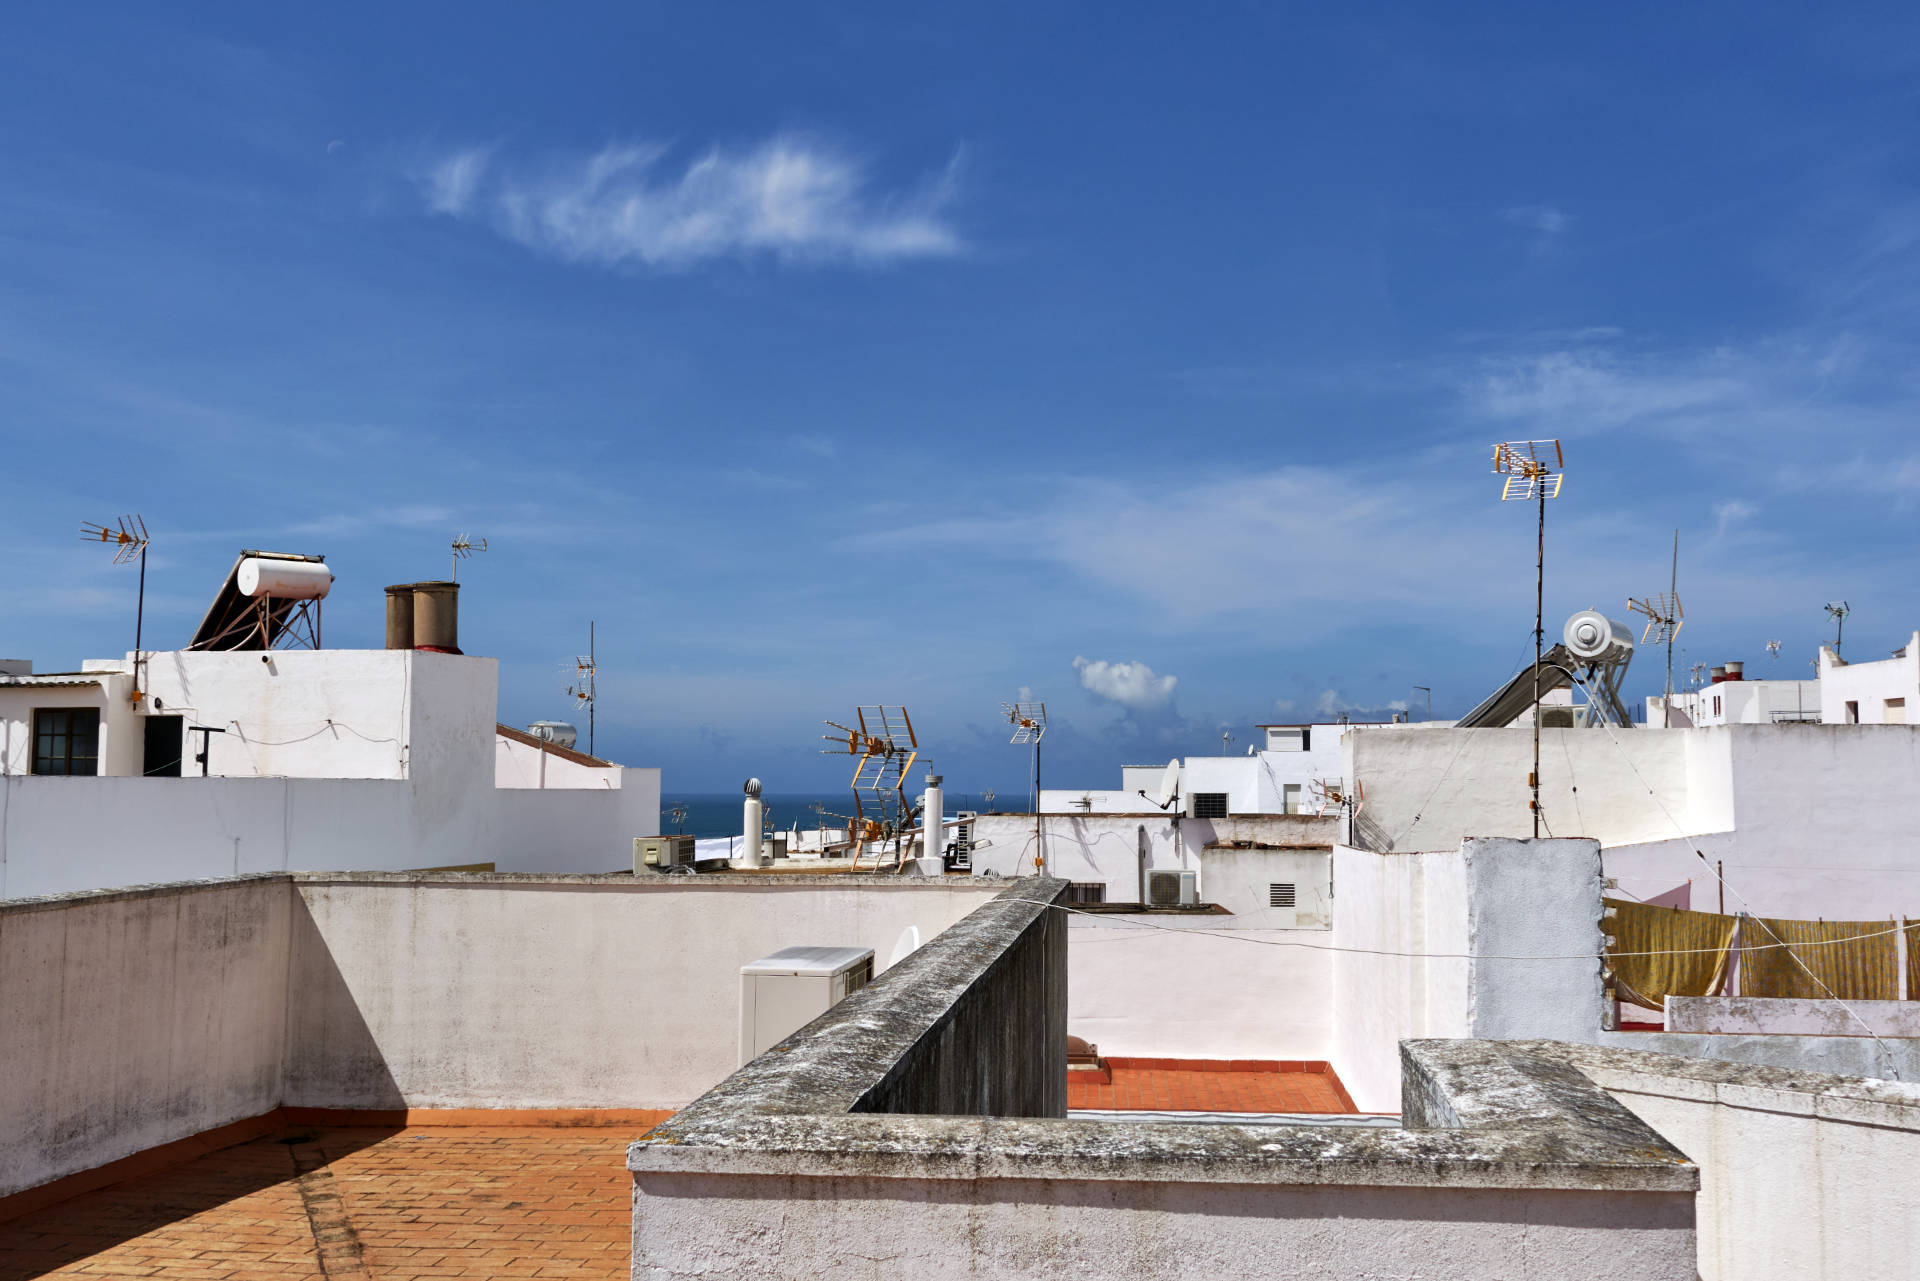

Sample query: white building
[1645,659,1819,727]
[1819,632,1920,723]
[0,557,659,899]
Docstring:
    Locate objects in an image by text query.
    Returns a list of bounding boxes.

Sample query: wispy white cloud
[1072,656,1178,710]
[1471,349,1751,432]
[417,136,961,269]
[1713,499,1756,536]
[1502,204,1570,235]
[791,433,838,459]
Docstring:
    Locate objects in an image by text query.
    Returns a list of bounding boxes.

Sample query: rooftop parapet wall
[0,870,999,1202]
[629,881,1700,1280]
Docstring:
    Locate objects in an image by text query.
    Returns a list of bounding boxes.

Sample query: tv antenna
[1003,700,1047,874]
[567,621,597,755]
[1824,601,1850,658]
[1627,530,1684,727]
[80,515,152,704]
[821,706,918,867]
[1766,639,1782,670]
[1491,438,1565,836]
[664,801,688,833]
[450,533,487,580]
[1221,728,1235,755]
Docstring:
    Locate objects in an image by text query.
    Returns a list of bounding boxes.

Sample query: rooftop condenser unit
[634,835,695,872]
[1146,869,1198,907]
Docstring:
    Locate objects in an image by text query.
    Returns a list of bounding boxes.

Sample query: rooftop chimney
[384,585,414,650]
[1710,665,1727,683]
[410,581,461,654]
[1723,660,1744,681]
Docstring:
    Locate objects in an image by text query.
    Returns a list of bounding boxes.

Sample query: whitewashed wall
[495,735,624,789]
[0,767,661,899]
[968,812,1338,902]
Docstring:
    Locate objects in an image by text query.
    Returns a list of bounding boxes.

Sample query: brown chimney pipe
[1724,660,1744,681]
[384,585,415,650]
[411,581,461,654]
[1710,665,1727,684]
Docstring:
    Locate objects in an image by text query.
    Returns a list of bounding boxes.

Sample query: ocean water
[660,791,1009,839]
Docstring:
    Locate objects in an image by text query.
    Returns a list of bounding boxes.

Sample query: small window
[143,714,184,777]
[1192,792,1229,819]
[1713,695,1722,716]
[1282,782,1302,815]
[1065,883,1106,905]
[32,708,100,776]
[1887,698,1907,725]
[1269,883,1296,908]
[1847,700,1861,724]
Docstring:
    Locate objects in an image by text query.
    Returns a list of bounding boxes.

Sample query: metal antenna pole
[134,541,147,704]
[1533,485,1544,838]
[589,621,596,757]
[1665,530,1678,729]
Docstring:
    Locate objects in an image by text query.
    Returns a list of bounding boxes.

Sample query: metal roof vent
[1269,883,1296,908]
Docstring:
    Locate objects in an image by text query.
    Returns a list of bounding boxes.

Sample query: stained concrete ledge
[631,878,1697,1194]
[0,868,981,916]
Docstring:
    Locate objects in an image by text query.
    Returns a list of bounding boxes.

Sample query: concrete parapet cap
[1542,1039,1920,1131]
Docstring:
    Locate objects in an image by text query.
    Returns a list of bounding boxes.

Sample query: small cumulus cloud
[1713,499,1756,535]
[791,434,837,459]
[1073,657,1178,710]
[1502,204,1570,235]
[416,136,961,270]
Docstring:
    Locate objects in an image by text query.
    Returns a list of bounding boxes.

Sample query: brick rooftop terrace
[1067,1058,1357,1113]
[0,1121,669,1281]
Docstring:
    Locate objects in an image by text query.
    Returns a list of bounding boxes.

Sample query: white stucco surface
[1067,913,1334,1062]
[629,1176,1696,1280]
[0,879,292,1199]
[1578,1051,1920,1281]
[1819,634,1920,723]
[967,812,1338,903]
[287,877,999,1111]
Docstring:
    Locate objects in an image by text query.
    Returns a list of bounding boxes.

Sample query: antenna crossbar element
[1002,701,1047,744]
[1491,440,1565,502]
[1627,592,1684,646]
[820,705,918,864]
[450,533,487,581]
[81,515,150,564]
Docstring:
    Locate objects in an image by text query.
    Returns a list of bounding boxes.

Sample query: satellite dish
[1154,759,1180,811]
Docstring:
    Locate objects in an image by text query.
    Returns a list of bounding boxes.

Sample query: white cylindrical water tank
[1563,610,1635,664]
[923,774,944,865]
[738,778,765,869]
[238,558,334,600]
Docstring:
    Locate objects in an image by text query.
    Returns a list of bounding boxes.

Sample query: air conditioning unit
[634,834,695,872]
[739,946,876,1065]
[1146,869,1198,907]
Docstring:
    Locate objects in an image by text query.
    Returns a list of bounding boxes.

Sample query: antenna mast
[81,516,151,705]
[1491,439,1564,837]
[1003,701,1047,873]
[1628,531,1685,729]
[568,622,597,756]
[1824,601,1850,659]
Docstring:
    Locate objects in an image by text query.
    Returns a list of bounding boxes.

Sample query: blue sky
[5,4,1920,792]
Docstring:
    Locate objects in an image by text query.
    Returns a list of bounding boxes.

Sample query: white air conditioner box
[634,834,695,871]
[1146,868,1198,907]
[739,946,875,1065]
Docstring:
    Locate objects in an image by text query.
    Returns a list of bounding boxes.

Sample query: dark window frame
[32,707,101,776]
[1192,792,1230,819]
[1065,882,1107,905]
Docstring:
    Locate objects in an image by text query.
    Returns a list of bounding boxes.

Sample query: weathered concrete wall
[1551,1041,1920,1281]
[1331,839,1603,1112]
[285,875,1002,1111]
[0,877,292,1199]
[1668,994,1920,1036]
[631,1038,1699,1280]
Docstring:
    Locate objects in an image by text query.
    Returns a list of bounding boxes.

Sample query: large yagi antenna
[820,705,918,867]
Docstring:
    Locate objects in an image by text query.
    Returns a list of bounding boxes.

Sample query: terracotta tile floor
[0,1124,659,1281]
[1067,1061,1354,1113]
